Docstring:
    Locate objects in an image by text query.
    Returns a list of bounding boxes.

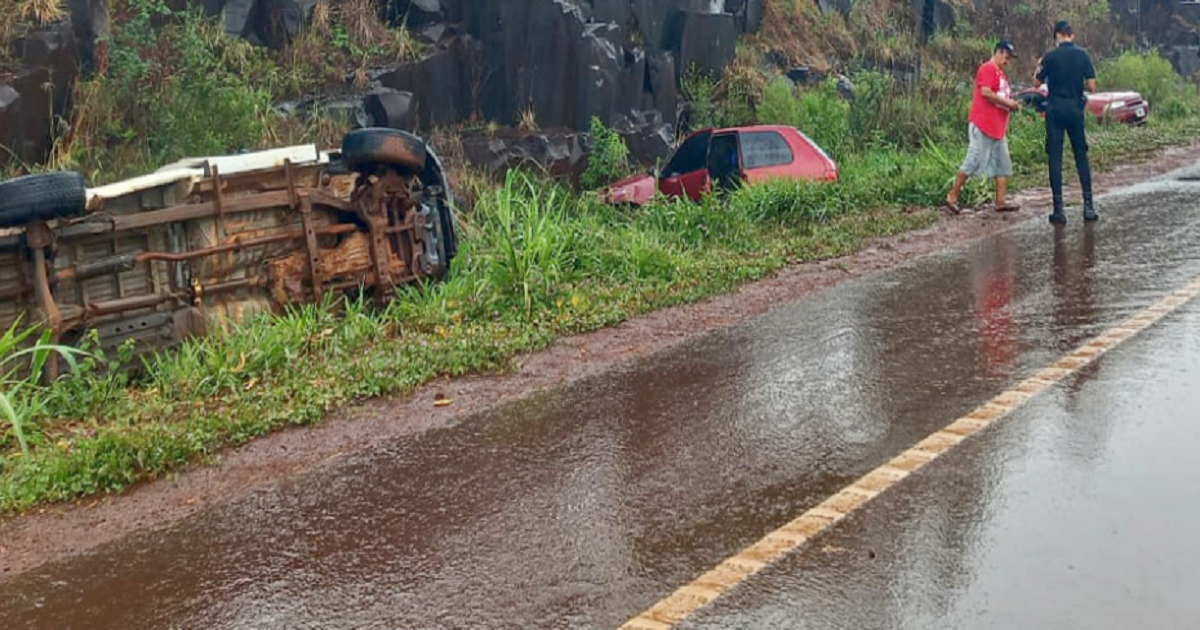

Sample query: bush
[756,77,850,157]
[795,79,852,155]
[682,68,722,130]
[1100,50,1200,119]
[756,78,801,127]
[581,117,630,190]
[68,0,275,181]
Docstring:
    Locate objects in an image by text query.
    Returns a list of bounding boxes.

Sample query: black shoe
[1083,203,1099,222]
[1049,211,1067,225]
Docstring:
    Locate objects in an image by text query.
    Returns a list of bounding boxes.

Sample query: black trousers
[1046,99,1093,211]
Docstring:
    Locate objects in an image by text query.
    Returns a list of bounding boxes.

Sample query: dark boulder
[221,0,319,48]
[816,0,853,16]
[460,129,591,180]
[363,89,417,130]
[646,51,680,126]
[1166,45,1200,79]
[0,24,79,166]
[668,10,739,81]
[67,0,110,69]
[386,0,457,29]
[913,0,956,40]
[592,0,631,25]
[376,35,479,128]
[725,0,764,33]
[612,110,675,165]
[836,75,855,102]
[787,65,828,87]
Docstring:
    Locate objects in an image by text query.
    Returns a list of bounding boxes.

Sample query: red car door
[658,131,712,201]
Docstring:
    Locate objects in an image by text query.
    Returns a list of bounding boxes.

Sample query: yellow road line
[620,274,1200,630]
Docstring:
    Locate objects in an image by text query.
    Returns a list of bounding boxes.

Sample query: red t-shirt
[969,60,1012,140]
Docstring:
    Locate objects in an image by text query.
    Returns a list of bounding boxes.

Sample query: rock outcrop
[0,23,79,167]
[375,0,762,133]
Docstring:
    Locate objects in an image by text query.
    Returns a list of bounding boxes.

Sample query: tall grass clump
[467,172,590,315]
[582,117,630,190]
[0,319,85,456]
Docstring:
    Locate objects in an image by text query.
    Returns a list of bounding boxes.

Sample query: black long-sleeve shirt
[1036,42,1096,107]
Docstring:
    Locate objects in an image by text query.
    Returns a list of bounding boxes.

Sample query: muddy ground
[1,144,1196,580]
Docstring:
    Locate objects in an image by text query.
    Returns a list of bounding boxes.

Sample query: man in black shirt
[1035,20,1098,225]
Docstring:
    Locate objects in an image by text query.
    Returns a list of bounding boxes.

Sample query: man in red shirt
[946,40,1023,214]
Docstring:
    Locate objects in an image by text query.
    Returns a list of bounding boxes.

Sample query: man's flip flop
[995,203,1021,213]
[945,201,963,214]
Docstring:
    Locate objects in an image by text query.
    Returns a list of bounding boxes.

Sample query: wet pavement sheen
[3,165,1200,629]
[682,302,1200,630]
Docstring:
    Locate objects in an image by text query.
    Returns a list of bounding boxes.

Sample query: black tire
[0,171,87,228]
[341,128,428,173]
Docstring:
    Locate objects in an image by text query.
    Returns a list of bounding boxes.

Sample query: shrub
[756,77,851,157]
[582,117,630,190]
[757,78,801,127]
[467,171,588,314]
[68,0,274,181]
[1099,50,1200,119]
[682,67,722,130]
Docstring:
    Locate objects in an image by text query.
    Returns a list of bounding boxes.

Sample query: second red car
[602,125,838,206]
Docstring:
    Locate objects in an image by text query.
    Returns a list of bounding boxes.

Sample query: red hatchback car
[602,125,838,206]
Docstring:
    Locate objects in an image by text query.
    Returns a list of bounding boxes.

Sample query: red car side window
[740,131,794,170]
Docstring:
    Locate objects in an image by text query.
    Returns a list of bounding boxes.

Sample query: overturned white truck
[0,128,458,372]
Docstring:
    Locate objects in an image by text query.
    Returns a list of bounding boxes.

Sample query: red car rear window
[740,131,795,169]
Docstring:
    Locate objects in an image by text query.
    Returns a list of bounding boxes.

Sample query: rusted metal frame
[201,277,267,294]
[298,192,326,302]
[48,224,358,283]
[51,190,354,242]
[57,275,268,331]
[211,165,228,278]
[384,224,416,235]
[111,224,126,302]
[325,275,419,294]
[190,161,321,195]
[388,196,416,280]
[284,160,299,211]
[25,221,63,379]
[355,176,399,300]
[72,240,85,311]
[60,292,180,325]
[138,224,357,263]
[287,161,326,302]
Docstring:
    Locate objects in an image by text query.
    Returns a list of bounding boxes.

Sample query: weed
[0,319,87,455]
[518,105,539,132]
[682,66,722,130]
[581,117,630,190]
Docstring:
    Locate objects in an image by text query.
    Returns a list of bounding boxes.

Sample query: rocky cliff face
[372,0,764,131]
[3,0,1199,170]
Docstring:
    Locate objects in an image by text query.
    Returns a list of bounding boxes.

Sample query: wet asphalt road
[2,162,1200,630]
